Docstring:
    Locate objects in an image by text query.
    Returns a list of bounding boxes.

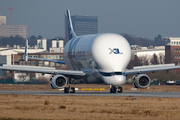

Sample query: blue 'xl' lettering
[113,48,120,54]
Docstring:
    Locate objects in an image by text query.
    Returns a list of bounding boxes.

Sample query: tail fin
[24,39,28,61]
[66,9,77,39]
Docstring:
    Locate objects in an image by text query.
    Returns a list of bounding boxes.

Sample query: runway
[0,90,180,98]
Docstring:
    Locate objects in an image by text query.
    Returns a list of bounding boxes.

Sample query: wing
[27,57,65,64]
[126,63,180,74]
[0,65,86,78]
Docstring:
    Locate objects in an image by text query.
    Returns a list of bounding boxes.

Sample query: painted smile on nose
[100,72,126,86]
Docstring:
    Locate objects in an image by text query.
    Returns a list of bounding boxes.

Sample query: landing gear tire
[71,87,75,93]
[117,87,123,93]
[64,87,69,93]
[110,86,117,93]
[64,87,75,93]
[110,86,123,93]
[64,77,76,93]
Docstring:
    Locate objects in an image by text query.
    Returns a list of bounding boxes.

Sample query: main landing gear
[110,86,123,93]
[64,77,75,93]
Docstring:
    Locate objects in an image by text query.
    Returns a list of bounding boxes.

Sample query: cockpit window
[114,72,123,75]
[100,72,123,76]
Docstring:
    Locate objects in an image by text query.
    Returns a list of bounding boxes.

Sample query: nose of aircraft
[102,75,126,86]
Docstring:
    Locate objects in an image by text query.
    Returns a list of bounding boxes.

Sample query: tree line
[0,35,61,51]
[0,34,165,48]
[127,53,165,69]
[121,33,165,47]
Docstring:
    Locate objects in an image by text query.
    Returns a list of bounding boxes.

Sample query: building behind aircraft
[1,10,180,94]
[0,15,28,38]
[64,11,98,45]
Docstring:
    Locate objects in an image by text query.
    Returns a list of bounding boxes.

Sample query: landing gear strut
[110,86,123,93]
[64,77,75,93]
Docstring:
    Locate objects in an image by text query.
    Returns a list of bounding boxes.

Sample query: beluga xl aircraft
[1,10,180,93]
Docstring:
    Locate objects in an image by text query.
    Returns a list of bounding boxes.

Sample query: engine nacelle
[132,74,150,88]
[49,75,67,89]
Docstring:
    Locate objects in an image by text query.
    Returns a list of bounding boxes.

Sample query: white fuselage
[63,33,131,86]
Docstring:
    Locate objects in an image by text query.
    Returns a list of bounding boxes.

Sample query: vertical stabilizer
[24,39,28,61]
[66,10,77,39]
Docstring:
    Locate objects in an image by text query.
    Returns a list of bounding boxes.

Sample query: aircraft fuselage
[63,33,131,86]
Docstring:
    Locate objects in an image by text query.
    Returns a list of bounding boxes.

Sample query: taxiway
[0,90,180,98]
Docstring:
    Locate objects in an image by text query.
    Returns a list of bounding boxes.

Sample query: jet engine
[132,74,150,88]
[49,75,67,89]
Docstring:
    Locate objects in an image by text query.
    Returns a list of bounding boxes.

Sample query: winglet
[24,39,28,61]
[66,9,77,39]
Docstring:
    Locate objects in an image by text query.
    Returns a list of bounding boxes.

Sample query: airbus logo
[109,48,123,54]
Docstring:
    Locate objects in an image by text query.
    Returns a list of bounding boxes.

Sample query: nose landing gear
[110,86,123,93]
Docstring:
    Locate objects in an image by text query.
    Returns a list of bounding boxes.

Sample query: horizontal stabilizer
[24,39,28,61]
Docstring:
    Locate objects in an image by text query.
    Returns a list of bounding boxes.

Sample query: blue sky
[1,0,180,39]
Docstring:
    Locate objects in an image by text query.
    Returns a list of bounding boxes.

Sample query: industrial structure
[0,15,6,25]
[49,39,64,53]
[0,8,28,38]
[37,38,47,51]
[14,52,65,68]
[0,7,15,25]
[131,46,165,64]
[11,52,66,82]
[132,48,165,57]
[0,24,28,38]
[0,38,66,81]
[165,37,180,64]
